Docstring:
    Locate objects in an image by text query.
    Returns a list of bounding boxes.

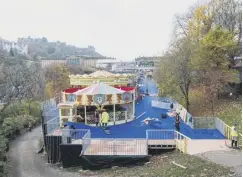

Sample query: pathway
[196,149,242,177]
[8,126,80,177]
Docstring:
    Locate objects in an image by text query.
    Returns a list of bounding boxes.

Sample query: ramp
[187,139,230,155]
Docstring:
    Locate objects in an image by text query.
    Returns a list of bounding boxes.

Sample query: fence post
[113,104,116,125]
[184,138,187,154]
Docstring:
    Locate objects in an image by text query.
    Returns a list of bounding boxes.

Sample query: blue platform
[65,78,225,140]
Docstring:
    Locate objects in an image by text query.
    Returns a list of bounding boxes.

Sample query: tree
[44,64,70,98]
[208,0,242,61]
[155,38,194,110]
[192,27,239,114]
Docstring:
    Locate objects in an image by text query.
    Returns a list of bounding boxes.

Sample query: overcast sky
[0,0,197,61]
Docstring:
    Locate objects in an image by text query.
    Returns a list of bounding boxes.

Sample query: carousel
[69,70,135,87]
[58,70,136,127]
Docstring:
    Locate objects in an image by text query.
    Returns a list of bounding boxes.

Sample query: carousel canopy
[69,70,134,78]
[89,70,115,77]
[63,86,135,94]
[74,83,125,95]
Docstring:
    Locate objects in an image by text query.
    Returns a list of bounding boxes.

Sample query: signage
[122,92,132,102]
[93,94,106,105]
[67,94,76,102]
[138,61,154,67]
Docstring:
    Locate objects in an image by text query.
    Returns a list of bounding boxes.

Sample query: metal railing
[174,131,191,154]
[61,129,90,144]
[83,138,148,156]
[146,129,191,154]
[82,130,91,154]
[146,129,175,144]
[46,116,60,134]
[41,96,60,111]
[151,100,172,110]
[86,111,128,125]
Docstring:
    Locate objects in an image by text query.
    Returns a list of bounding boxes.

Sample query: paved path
[8,126,81,177]
[196,150,242,177]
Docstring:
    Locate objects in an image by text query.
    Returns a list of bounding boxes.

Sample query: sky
[0,0,198,61]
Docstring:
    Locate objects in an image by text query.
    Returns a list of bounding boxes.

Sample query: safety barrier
[174,131,191,154]
[61,129,90,144]
[151,100,172,110]
[146,129,191,154]
[215,118,242,144]
[86,111,128,125]
[146,129,175,146]
[151,97,179,110]
[83,138,148,156]
[82,130,91,153]
[41,97,59,111]
[193,117,238,140]
[46,116,60,134]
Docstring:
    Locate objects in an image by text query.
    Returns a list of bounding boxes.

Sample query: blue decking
[65,78,225,140]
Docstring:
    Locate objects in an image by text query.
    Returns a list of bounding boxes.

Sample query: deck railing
[83,138,148,156]
[146,129,175,145]
[61,129,90,144]
[41,96,60,111]
[174,131,191,154]
[86,111,128,125]
[146,129,191,154]
[46,116,60,134]
[82,130,91,154]
[215,118,242,145]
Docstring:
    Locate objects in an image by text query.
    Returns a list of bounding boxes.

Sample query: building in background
[135,56,161,72]
[96,59,118,71]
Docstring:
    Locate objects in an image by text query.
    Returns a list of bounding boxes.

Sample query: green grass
[216,101,242,134]
[75,151,232,177]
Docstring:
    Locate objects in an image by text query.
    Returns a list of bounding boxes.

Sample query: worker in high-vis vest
[231,123,238,148]
[101,109,109,127]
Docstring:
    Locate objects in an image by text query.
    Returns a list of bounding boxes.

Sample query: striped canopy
[74,83,125,95]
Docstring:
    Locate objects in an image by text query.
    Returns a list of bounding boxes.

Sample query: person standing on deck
[175,113,180,132]
[231,123,239,148]
[95,111,100,127]
[101,109,109,127]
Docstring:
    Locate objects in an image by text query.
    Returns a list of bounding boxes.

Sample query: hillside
[0,37,104,60]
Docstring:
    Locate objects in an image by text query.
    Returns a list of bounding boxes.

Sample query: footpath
[196,149,242,177]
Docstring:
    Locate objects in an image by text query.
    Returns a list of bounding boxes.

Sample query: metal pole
[132,90,135,119]
[113,104,116,125]
[84,105,87,124]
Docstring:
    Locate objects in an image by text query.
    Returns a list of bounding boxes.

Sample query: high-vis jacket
[101,112,109,123]
[231,126,238,137]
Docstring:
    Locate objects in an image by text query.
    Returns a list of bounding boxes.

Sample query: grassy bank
[74,151,232,177]
[189,88,242,131]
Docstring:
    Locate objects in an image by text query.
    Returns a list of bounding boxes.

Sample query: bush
[0,135,8,161]
[2,114,41,140]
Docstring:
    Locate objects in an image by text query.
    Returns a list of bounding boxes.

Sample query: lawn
[74,151,232,177]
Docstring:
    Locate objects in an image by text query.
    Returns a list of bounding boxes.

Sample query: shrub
[0,135,8,161]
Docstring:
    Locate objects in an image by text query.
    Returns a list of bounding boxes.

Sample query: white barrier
[151,100,172,109]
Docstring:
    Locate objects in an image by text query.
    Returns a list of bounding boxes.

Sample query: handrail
[174,131,191,140]
[146,129,191,154]
[174,131,191,154]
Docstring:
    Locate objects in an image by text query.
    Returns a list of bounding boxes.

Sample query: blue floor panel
[65,78,225,140]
